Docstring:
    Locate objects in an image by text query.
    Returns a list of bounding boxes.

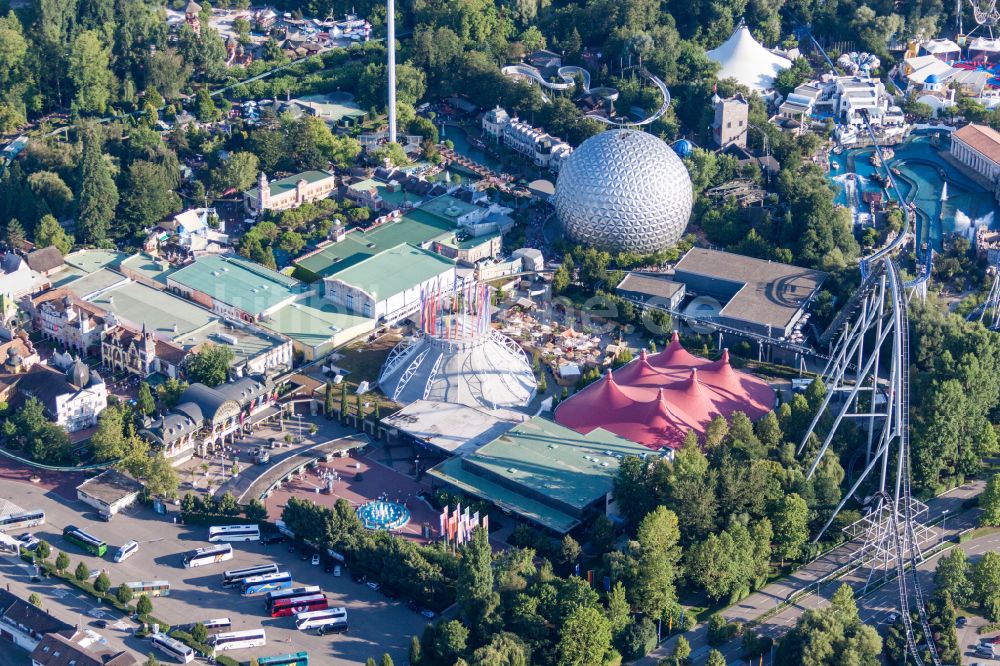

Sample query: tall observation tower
[387,0,397,143]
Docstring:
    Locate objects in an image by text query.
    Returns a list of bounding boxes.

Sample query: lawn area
[332,334,402,383]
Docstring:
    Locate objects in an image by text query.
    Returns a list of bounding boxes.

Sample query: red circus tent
[554,334,775,450]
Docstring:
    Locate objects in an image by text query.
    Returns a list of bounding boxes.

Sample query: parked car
[311,554,320,565]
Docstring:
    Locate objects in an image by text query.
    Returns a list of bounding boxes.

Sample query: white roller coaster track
[500,64,671,127]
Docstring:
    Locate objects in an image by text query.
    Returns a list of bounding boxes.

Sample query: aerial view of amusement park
[6,0,1000,663]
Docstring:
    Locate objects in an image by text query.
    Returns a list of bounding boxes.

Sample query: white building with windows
[951,123,1000,182]
[322,243,457,324]
[482,106,571,170]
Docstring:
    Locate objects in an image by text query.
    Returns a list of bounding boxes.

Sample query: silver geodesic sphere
[554,129,693,254]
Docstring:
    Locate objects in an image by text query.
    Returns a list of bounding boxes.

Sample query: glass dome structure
[554,129,693,254]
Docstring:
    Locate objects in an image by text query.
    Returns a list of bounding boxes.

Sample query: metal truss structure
[967,265,1000,329]
[795,108,941,665]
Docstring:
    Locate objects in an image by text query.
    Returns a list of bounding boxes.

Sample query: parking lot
[0,480,429,664]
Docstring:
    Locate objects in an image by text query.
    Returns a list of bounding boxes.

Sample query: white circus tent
[706,25,792,92]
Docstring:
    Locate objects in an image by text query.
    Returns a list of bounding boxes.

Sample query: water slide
[501,64,670,126]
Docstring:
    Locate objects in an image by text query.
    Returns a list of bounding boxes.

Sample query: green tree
[34,214,73,254]
[116,583,133,605]
[433,620,469,664]
[325,382,335,416]
[981,472,1000,526]
[606,581,630,639]
[157,378,188,409]
[706,649,727,666]
[68,31,113,114]
[409,636,422,665]
[28,592,41,607]
[194,86,218,122]
[92,405,128,461]
[191,623,208,644]
[94,572,111,594]
[244,499,267,522]
[28,172,75,220]
[672,635,691,665]
[55,551,69,572]
[470,633,529,666]
[974,551,1000,618]
[372,142,409,167]
[137,382,155,417]
[632,506,681,618]
[212,151,259,193]
[145,453,179,498]
[216,491,240,516]
[186,344,234,386]
[75,561,89,581]
[77,130,119,244]
[458,526,498,635]
[557,606,611,666]
[136,593,153,616]
[559,534,581,568]
[934,548,973,607]
[772,493,809,565]
[5,218,25,249]
[775,584,881,665]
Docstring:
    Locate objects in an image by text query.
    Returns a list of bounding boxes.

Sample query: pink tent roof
[554,370,637,429]
[614,349,672,387]
[554,339,775,450]
[649,331,703,370]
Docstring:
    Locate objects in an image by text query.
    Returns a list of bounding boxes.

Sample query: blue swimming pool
[828,132,998,248]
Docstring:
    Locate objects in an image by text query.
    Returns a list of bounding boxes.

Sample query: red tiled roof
[954,123,1000,165]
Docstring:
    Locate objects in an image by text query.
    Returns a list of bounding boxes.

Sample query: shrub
[707,613,737,645]
[55,551,69,572]
[617,617,657,659]
[94,572,111,594]
[116,583,133,605]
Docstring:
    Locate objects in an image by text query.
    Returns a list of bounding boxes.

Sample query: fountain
[357,496,411,531]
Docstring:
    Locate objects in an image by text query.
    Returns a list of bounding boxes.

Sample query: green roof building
[293,212,455,281]
[428,415,655,534]
[166,255,309,321]
[323,243,456,323]
[263,294,375,361]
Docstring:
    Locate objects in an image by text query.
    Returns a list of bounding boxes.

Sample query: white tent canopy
[706,25,792,92]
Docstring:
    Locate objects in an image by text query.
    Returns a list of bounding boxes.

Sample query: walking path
[639,479,985,664]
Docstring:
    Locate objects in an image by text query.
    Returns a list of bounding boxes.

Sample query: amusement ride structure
[797,106,940,665]
[377,281,536,410]
[500,63,671,127]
